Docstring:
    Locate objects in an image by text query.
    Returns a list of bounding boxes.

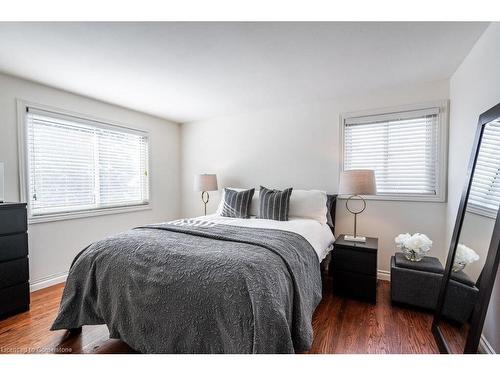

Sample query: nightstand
[331,234,378,304]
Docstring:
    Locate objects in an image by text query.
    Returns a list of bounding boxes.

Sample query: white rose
[405,235,419,251]
[404,233,433,251]
[455,244,480,265]
[395,233,411,246]
[416,233,432,248]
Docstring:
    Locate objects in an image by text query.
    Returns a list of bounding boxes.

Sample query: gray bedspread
[51,219,322,353]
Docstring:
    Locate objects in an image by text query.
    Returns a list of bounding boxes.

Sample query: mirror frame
[432,102,500,354]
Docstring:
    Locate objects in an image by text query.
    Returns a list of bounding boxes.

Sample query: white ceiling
[0,22,488,123]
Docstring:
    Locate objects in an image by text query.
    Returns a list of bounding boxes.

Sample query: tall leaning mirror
[432,102,500,354]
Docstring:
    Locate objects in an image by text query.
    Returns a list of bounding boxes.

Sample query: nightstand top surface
[335,234,378,251]
[0,202,27,209]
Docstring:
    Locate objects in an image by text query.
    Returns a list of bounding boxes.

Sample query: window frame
[17,100,152,224]
[339,100,449,203]
[466,119,500,220]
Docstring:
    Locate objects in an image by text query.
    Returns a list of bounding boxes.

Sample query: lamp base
[344,235,367,243]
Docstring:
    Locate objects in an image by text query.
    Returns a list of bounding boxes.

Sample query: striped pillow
[221,188,255,218]
[258,186,293,221]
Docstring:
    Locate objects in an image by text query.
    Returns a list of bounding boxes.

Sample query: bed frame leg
[68,327,82,335]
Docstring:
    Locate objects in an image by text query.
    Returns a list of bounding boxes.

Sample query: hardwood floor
[0,277,441,354]
[310,277,440,353]
[0,283,135,354]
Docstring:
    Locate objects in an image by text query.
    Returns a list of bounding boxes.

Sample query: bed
[51,194,337,353]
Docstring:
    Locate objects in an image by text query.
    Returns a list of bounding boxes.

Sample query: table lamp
[339,169,377,242]
[193,174,218,215]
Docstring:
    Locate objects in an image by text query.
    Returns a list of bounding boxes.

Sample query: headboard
[327,194,337,235]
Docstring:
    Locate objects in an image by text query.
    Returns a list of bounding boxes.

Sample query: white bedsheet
[191,214,335,261]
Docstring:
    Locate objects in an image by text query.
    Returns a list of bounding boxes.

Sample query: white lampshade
[339,169,377,195]
[193,174,218,192]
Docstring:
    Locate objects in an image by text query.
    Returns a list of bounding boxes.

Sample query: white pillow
[216,188,259,217]
[288,189,328,224]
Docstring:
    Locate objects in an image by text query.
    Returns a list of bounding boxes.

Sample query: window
[468,119,500,218]
[20,104,150,222]
[342,104,447,201]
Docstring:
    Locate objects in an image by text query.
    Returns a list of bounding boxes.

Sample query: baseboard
[479,334,496,354]
[377,269,390,281]
[30,272,68,292]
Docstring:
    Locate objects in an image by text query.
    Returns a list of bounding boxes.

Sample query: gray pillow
[258,186,293,221]
[221,188,255,218]
[326,194,337,228]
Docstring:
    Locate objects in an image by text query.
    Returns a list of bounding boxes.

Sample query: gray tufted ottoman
[390,253,479,324]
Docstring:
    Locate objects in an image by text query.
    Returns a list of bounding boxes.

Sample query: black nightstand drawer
[332,235,378,304]
[0,206,27,235]
[0,258,29,289]
[0,282,30,319]
[333,270,377,303]
[332,247,377,276]
[0,233,28,262]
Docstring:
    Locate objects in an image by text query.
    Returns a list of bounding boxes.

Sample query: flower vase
[402,246,429,262]
[452,262,466,272]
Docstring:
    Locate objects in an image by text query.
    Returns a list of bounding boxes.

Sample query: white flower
[395,233,411,246]
[407,233,432,251]
[402,233,432,251]
[455,244,480,265]
[395,232,433,252]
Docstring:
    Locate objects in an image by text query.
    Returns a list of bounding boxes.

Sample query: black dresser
[0,202,29,320]
[332,234,378,304]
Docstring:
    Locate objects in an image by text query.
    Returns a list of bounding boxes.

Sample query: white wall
[448,23,500,352]
[181,80,450,277]
[0,73,181,290]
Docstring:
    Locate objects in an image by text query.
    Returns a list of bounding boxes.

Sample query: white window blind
[25,107,149,217]
[469,120,500,217]
[343,108,440,197]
